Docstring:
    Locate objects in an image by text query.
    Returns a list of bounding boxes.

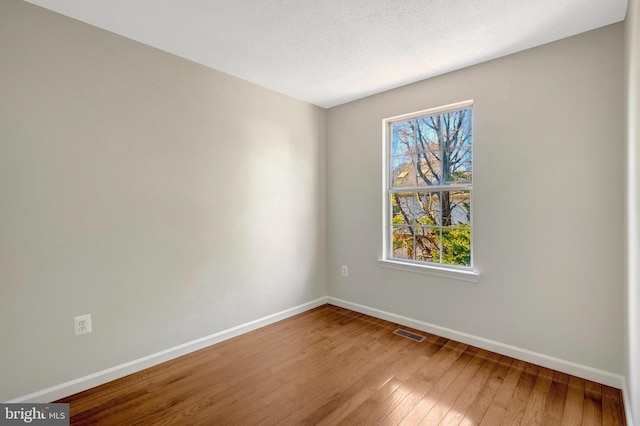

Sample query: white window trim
[381,100,479,282]
[377,259,479,283]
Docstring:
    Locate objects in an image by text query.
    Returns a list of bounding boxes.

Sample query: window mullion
[389,185,472,192]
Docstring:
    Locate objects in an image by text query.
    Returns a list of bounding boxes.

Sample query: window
[382,101,474,276]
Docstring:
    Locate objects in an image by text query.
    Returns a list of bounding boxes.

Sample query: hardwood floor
[56,305,626,425]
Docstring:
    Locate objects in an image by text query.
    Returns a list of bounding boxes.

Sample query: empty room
[1,0,639,424]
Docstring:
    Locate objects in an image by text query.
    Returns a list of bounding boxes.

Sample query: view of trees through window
[388,105,472,267]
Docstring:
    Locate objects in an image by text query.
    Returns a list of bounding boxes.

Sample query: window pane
[415,226,440,263]
[392,118,441,156]
[391,122,413,156]
[415,152,441,186]
[392,226,413,259]
[416,192,441,226]
[414,116,442,153]
[392,193,412,224]
[391,155,416,187]
[441,228,471,266]
[393,192,441,226]
[392,192,418,225]
[442,191,471,226]
[443,147,472,184]
[391,193,408,225]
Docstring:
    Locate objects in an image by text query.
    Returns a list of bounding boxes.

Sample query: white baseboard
[621,378,635,426]
[327,297,625,390]
[7,297,329,403]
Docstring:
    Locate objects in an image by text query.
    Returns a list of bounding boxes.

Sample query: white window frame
[379,100,479,283]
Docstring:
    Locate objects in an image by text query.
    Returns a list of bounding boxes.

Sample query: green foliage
[441,225,471,266]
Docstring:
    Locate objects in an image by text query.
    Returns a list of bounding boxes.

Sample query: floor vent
[393,329,426,342]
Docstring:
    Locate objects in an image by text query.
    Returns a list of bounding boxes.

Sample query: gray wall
[626,0,640,422]
[0,1,326,401]
[327,24,624,375]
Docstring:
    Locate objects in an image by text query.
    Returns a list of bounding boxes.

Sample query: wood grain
[55,305,627,425]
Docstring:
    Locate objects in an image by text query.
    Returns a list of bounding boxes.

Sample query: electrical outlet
[341,265,348,277]
[74,314,92,336]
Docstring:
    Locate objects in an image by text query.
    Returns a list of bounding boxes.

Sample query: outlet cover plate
[74,314,92,336]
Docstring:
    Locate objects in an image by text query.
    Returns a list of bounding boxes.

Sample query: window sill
[377,259,480,283]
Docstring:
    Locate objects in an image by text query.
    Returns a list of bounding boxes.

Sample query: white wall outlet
[74,314,92,336]
[341,265,348,277]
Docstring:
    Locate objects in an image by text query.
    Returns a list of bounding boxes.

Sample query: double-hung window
[382,101,475,278]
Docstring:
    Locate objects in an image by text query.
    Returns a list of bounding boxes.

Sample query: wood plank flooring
[56,304,626,425]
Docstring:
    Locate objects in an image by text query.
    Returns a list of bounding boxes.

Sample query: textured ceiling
[24,0,628,108]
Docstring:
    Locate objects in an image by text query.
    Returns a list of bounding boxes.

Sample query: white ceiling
[25,0,628,108]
